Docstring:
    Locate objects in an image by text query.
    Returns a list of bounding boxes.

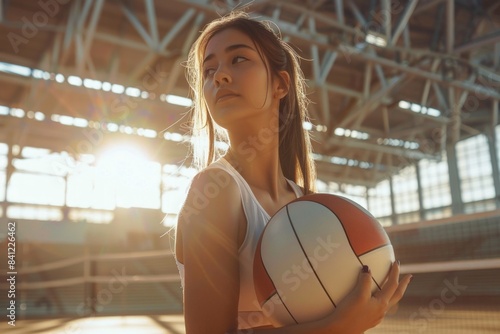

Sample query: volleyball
[253,193,395,327]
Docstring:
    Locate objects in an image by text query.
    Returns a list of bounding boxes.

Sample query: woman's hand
[326,261,412,334]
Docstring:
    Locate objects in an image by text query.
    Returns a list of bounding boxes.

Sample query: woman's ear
[274,70,290,99]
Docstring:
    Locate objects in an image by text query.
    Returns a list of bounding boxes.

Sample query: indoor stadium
[0,0,499,333]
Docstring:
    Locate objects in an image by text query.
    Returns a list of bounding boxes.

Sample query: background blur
[0,0,499,333]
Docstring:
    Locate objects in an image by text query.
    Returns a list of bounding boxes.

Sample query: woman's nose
[214,66,231,86]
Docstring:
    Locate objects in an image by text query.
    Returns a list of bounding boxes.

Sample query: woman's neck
[225,133,286,201]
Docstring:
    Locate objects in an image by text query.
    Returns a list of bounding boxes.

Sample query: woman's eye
[233,56,247,64]
[203,68,215,77]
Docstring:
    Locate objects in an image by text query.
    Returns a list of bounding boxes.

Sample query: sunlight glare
[96,145,160,209]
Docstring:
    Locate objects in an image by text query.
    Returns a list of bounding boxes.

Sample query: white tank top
[176,158,303,329]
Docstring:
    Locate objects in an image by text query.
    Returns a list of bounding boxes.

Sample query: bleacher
[387,210,500,303]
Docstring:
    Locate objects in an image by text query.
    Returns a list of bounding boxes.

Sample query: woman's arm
[178,169,412,334]
[178,169,243,333]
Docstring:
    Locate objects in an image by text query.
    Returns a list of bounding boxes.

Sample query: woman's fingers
[352,261,413,312]
[356,265,376,298]
[332,263,413,332]
[388,274,413,308]
[375,261,413,310]
[376,261,401,303]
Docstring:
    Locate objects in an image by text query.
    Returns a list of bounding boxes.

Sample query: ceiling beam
[345,7,388,88]
[315,160,399,186]
[495,43,500,69]
[145,0,159,46]
[217,2,499,101]
[328,136,438,161]
[309,17,321,82]
[334,0,344,25]
[342,45,500,100]
[309,16,330,126]
[62,1,79,51]
[421,59,441,106]
[347,1,366,27]
[448,87,460,144]
[390,0,418,46]
[454,30,500,54]
[389,122,445,139]
[79,0,105,73]
[158,12,205,96]
[493,100,499,126]
[307,80,363,99]
[93,31,172,56]
[128,8,196,81]
[158,8,196,51]
[381,0,391,40]
[121,2,155,49]
[363,61,373,99]
[413,0,446,16]
[50,33,63,72]
[276,0,360,36]
[74,0,93,74]
[0,3,156,58]
[319,51,337,83]
[336,74,405,130]
[446,0,454,54]
[403,25,411,48]
[431,82,448,110]
[316,172,377,188]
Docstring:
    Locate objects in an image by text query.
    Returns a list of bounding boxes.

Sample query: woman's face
[202,28,280,128]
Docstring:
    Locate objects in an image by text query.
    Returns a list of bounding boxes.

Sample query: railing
[0,248,182,317]
[14,249,179,290]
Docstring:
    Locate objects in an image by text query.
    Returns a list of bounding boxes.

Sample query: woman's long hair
[185,11,316,194]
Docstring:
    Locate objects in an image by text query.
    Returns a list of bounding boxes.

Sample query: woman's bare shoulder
[178,167,241,228]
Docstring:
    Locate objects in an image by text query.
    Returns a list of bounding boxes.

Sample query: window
[368,179,392,221]
[392,165,419,215]
[7,172,66,206]
[419,155,452,210]
[162,164,196,215]
[66,149,162,210]
[456,134,495,203]
[112,160,161,209]
[7,205,63,221]
[68,208,114,224]
[7,147,67,206]
[13,146,65,176]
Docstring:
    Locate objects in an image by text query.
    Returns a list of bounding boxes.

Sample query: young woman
[175,11,412,334]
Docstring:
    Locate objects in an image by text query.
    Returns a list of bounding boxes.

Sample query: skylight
[377,137,420,149]
[365,33,387,47]
[399,100,441,117]
[68,75,83,86]
[0,106,9,116]
[303,121,328,132]
[0,62,31,77]
[165,94,193,107]
[0,61,193,107]
[335,127,370,140]
[313,153,374,169]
